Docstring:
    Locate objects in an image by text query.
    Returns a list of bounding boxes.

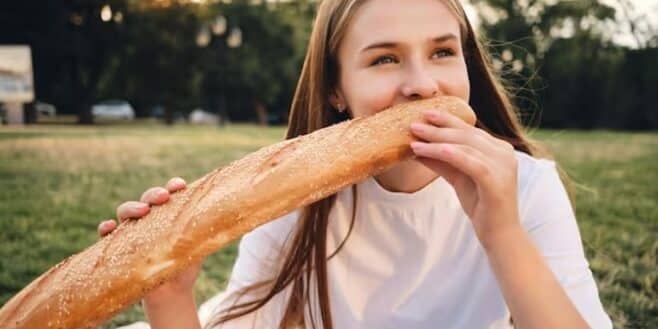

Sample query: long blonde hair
[207,0,552,328]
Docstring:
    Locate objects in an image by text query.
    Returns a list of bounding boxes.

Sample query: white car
[92,99,135,120]
[35,101,56,116]
[189,108,220,125]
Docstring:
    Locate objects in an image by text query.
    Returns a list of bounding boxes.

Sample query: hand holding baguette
[98,177,201,304]
[0,96,476,329]
[98,177,203,328]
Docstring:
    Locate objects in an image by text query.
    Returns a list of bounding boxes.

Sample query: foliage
[0,0,316,124]
[1,0,656,128]
[472,0,658,130]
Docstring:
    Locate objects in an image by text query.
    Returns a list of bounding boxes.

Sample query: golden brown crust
[0,96,475,329]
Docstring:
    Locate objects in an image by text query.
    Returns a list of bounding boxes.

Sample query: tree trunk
[255,101,268,126]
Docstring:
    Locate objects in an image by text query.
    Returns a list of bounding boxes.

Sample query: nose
[400,64,439,100]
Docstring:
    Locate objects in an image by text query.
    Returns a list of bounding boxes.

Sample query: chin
[392,157,426,170]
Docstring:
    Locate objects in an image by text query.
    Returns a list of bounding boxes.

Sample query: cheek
[442,61,471,102]
[343,73,398,117]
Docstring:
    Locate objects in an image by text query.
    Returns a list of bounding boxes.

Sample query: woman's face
[331,0,470,117]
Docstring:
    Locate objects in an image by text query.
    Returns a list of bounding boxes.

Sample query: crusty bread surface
[0,96,476,329]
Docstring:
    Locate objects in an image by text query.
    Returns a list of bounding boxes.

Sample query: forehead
[341,0,461,51]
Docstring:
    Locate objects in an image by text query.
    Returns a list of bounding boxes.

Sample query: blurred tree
[3,0,654,129]
[196,0,314,125]
[616,0,658,49]
[612,47,658,129]
[471,0,658,130]
[0,0,128,124]
[539,33,624,128]
[0,0,315,125]
[470,0,616,126]
[98,0,316,125]
[101,2,206,124]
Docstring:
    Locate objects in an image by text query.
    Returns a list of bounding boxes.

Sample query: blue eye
[371,55,397,66]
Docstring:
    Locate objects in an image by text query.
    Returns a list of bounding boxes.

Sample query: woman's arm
[481,226,589,329]
[142,289,202,329]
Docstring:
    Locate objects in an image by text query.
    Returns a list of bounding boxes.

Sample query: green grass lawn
[0,124,656,328]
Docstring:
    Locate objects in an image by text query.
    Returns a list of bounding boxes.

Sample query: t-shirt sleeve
[518,158,613,329]
[201,210,299,329]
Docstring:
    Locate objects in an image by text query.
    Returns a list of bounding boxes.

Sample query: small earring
[336,103,345,113]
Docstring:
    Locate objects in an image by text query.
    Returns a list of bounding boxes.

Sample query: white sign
[0,45,34,103]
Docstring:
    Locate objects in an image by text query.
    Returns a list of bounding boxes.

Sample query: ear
[328,89,347,110]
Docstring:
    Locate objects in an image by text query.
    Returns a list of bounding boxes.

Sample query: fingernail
[171,178,184,187]
[134,203,148,210]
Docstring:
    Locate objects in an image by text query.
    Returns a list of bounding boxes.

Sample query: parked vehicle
[35,101,56,116]
[189,108,219,125]
[91,99,135,120]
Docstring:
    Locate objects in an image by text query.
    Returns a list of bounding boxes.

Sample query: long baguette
[0,96,476,329]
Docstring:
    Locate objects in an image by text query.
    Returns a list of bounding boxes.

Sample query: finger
[410,124,491,151]
[423,108,472,129]
[166,177,187,193]
[98,219,117,238]
[116,201,150,222]
[411,121,505,157]
[411,141,483,165]
[473,128,515,153]
[410,142,494,188]
[497,137,516,153]
[140,187,170,205]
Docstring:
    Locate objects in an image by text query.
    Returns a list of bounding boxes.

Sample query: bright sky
[602,0,658,47]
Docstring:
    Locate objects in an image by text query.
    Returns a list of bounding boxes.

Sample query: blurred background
[0,0,656,328]
[0,0,656,128]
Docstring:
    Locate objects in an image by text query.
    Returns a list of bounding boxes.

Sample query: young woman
[103,0,612,328]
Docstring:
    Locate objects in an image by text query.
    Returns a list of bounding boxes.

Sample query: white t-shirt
[197,151,612,329]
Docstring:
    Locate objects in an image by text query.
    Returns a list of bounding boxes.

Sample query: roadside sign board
[0,45,34,103]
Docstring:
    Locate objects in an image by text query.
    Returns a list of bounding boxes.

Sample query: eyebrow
[360,33,458,53]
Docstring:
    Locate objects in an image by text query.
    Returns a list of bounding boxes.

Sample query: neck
[374,159,440,193]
